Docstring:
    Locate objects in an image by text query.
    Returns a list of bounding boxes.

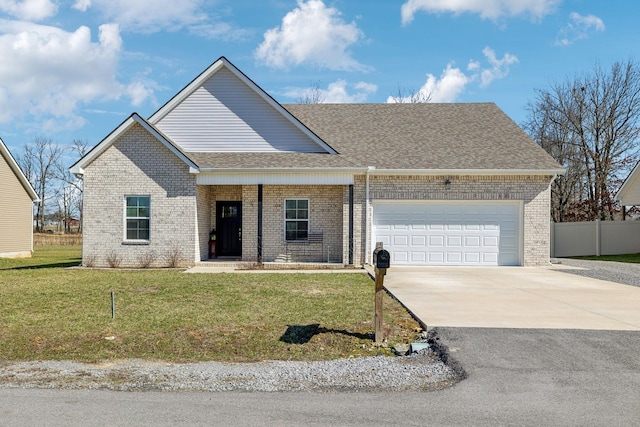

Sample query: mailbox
[373,247,391,269]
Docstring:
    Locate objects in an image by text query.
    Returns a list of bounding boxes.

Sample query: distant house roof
[0,138,38,201]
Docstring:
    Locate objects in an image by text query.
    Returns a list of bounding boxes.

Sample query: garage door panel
[429,236,444,246]
[429,252,444,263]
[373,201,521,266]
[411,252,427,262]
[447,236,462,247]
[483,236,499,246]
[465,236,480,247]
[446,252,462,263]
[411,235,426,246]
[464,253,480,263]
[393,251,409,262]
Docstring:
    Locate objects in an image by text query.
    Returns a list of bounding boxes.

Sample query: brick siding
[84,130,552,268]
[82,123,197,267]
[352,175,553,266]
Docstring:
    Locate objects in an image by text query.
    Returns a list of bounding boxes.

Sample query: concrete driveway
[383,265,640,330]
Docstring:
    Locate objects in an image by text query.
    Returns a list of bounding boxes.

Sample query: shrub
[163,246,183,268]
[106,251,122,268]
[137,250,156,268]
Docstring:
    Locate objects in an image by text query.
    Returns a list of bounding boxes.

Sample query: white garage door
[373,202,521,266]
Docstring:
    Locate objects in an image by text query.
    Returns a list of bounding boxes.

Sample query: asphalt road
[2,327,639,426]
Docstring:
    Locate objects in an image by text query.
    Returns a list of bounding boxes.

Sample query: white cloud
[75,0,206,33]
[479,47,518,87]
[255,0,368,71]
[401,0,561,24]
[0,0,58,21]
[555,12,605,46]
[387,47,518,103]
[72,0,91,12]
[0,20,153,126]
[284,80,377,103]
[189,22,251,41]
[388,64,470,103]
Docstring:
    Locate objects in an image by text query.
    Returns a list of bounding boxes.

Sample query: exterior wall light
[444,179,451,188]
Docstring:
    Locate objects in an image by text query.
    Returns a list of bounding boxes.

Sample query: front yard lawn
[0,246,421,362]
[573,253,640,263]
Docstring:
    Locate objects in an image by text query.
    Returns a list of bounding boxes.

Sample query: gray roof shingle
[185,103,563,172]
[284,103,563,171]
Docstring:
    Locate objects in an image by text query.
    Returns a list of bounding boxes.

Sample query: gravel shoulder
[552,258,640,287]
[0,347,458,392]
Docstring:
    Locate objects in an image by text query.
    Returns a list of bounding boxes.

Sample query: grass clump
[0,246,421,363]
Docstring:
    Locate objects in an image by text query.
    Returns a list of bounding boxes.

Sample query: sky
[0,0,637,166]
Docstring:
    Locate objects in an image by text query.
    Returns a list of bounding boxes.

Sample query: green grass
[573,253,640,263]
[0,246,421,363]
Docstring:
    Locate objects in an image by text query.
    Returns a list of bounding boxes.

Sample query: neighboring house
[70,57,563,268]
[616,161,640,218]
[0,138,38,258]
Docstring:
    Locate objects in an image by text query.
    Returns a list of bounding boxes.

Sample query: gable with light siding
[0,149,34,257]
[154,67,327,153]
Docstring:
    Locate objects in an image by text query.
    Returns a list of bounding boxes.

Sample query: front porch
[196,184,353,265]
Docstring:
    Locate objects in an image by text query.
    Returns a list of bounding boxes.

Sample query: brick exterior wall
[197,184,345,263]
[82,123,198,267]
[352,175,553,266]
[84,131,552,268]
[261,185,343,263]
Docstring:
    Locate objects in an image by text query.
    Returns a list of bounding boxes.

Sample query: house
[615,161,640,219]
[0,138,38,258]
[70,57,563,268]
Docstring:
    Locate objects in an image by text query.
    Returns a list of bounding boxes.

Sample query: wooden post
[374,266,386,343]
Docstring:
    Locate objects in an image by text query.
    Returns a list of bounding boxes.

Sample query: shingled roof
[283,103,563,172]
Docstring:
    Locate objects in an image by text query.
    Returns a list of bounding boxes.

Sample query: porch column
[349,184,354,265]
[257,184,263,263]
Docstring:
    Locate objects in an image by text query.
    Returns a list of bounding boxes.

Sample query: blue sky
[0,0,636,165]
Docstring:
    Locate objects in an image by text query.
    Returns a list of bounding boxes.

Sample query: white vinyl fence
[551,220,640,257]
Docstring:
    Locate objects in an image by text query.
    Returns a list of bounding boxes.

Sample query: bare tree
[296,81,324,104]
[56,139,89,233]
[524,60,640,221]
[389,84,431,103]
[18,137,64,232]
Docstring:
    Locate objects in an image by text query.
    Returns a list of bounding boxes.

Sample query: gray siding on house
[155,68,325,153]
[0,151,33,257]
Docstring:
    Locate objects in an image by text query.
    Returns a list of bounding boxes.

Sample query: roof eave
[0,137,39,201]
[70,114,200,176]
[198,167,566,176]
[615,159,640,202]
[199,167,364,174]
[368,168,566,176]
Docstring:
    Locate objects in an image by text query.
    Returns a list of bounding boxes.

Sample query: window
[285,199,308,241]
[125,196,150,240]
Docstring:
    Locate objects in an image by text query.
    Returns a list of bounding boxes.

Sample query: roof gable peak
[148,57,336,155]
[69,113,199,176]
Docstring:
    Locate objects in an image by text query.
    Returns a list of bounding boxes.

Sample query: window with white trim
[125,196,150,240]
[285,199,309,241]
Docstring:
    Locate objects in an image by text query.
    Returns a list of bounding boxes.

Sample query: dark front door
[216,201,242,257]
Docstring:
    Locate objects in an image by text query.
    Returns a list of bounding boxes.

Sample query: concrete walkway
[383,265,640,330]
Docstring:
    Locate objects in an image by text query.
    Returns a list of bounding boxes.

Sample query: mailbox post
[372,242,390,343]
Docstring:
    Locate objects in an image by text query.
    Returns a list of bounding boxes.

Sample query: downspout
[365,166,375,265]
